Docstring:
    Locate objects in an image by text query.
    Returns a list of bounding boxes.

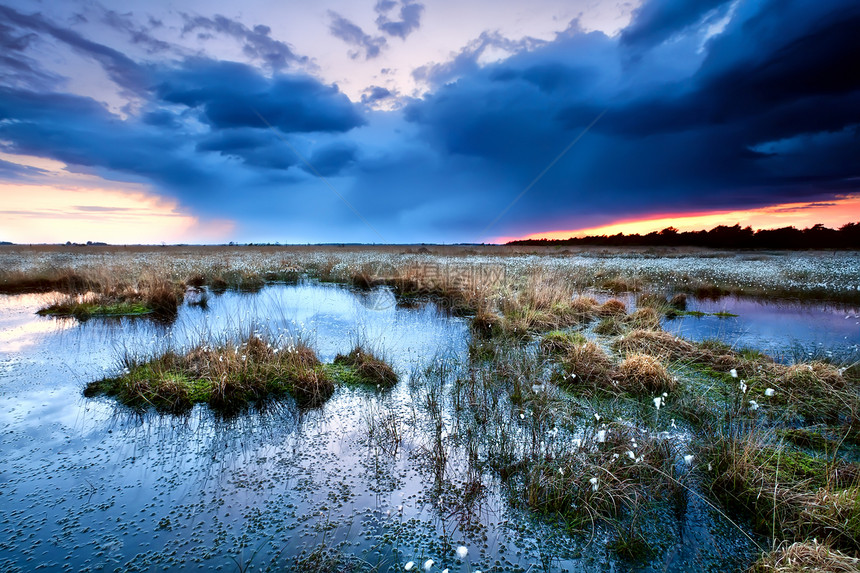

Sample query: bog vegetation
[4,243,860,570]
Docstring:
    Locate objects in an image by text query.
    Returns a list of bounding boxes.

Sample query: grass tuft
[333,346,398,388]
[615,354,677,395]
[748,540,860,573]
[85,334,335,413]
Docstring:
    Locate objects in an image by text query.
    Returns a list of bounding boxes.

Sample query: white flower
[730,368,738,378]
[590,477,599,491]
[405,562,415,571]
[520,413,525,419]
[749,400,759,411]
[683,454,694,465]
[597,430,606,443]
[594,413,601,422]
[455,546,468,560]
[671,418,677,429]
[739,380,747,394]
[627,450,636,460]
[423,559,434,571]
[653,396,662,409]
[765,388,775,397]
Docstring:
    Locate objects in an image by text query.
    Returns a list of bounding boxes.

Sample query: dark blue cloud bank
[0,0,858,242]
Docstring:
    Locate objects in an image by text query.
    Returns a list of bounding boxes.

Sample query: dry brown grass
[625,307,662,330]
[748,541,860,572]
[558,341,613,387]
[598,298,627,317]
[615,354,677,395]
[614,329,698,361]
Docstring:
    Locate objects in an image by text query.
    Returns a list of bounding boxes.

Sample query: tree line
[507,223,860,249]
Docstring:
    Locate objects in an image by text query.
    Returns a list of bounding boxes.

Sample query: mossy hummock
[85,336,341,412]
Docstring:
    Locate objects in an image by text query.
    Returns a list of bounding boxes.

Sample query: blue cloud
[155,59,365,133]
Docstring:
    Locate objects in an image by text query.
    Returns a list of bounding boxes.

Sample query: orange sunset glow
[0,153,234,244]
[500,195,860,242]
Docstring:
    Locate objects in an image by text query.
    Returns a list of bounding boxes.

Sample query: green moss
[540,330,587,353]
[322,362,363,386]
[38,301,154,319]
[594,316,626,336]
[777,428,834,450]
[332,347,398,388]
[713,311,739,318]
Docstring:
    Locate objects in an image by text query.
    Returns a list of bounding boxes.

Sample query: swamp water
[664,296,860,362]
[4,282,848,572]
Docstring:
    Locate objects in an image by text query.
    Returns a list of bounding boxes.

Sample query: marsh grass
[36,275,182,319]
[556,341,614,387]
[615,354,677,395]
[748,540,860,573]
[705,431,860,552]
[85,334,338,413]
[539,330,587,354]
[333,346,398,388]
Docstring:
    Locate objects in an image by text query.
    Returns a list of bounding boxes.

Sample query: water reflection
[666,296,860,360]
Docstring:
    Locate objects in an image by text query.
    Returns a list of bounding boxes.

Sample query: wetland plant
[85,333,336,413]
[748,540,860,573]
[333,345,398,388]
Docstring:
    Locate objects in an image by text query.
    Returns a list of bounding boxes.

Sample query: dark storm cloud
[398,0,860,236]
[195,128,300,170]
[155,59,365,133]
[374,0,425,39]
[181,14,306,69]
[620,0,732,50]
[327,11,387,60]
[0,52,367,226]
[303,142,358,176]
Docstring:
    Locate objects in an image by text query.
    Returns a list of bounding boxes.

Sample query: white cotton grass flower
[597,430,606,443]
[765,387,776,397]
[684,454,694,465]
[653,396,663,409]
[590,477,599,491]
[405,562,415,571]
[423,559,434,571]
[455,546,468,560]
[730,368,738,378]
[749,400,759,411]
[740,380,748,394]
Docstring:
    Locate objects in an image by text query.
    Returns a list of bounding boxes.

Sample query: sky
[0,0,857,244]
